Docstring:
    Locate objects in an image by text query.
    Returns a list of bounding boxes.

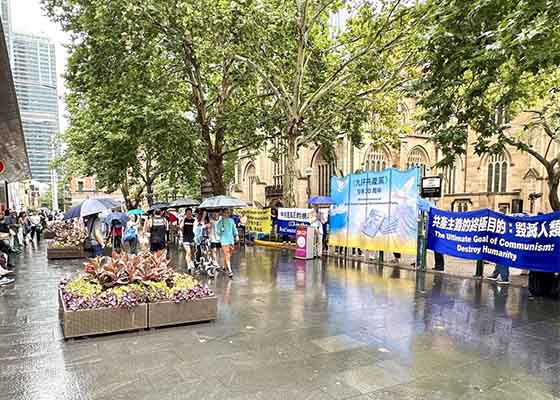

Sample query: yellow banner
[236,208,272,233]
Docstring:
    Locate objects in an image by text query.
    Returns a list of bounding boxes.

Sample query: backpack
[123,226,137,241]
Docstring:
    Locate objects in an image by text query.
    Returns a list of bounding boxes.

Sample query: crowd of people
[82,207,240,279]
[0,208,63,285]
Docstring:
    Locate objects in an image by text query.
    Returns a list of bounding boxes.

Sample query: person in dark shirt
[180,208,196,270]
[144,209,168,252]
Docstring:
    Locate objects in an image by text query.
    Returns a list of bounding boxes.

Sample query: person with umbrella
[216,208,239,279]
[84,213,106,257]
[144,208,168,252]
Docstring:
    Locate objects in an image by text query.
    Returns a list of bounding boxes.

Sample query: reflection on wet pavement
[1,243,560,399]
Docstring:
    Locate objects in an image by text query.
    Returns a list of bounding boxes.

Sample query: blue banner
[427,208,560,272]
[330,168,419,255]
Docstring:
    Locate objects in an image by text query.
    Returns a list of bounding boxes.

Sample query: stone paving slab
[1,243,560,399]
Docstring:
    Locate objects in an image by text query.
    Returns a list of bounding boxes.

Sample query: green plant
[64,275,102,298]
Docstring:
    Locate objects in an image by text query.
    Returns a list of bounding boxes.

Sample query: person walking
[216,209,239,279]
[180,208,196,271]
[144,209,168,252]
[84,214,105,257]
[208,212,222,266]
[123,217,138,254]
[110,221,123,252]
[310,210,323,258]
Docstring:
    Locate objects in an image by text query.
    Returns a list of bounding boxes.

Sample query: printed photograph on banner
[329,168,419,255]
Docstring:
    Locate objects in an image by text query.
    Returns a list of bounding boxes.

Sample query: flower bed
[47,223,87,260]
[59,251,216,338]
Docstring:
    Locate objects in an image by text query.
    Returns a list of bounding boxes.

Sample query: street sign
[421,176,442,198]
[0,161,5,175]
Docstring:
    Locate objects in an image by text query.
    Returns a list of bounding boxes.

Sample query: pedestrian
[310,210,323,258]
[18,211,30,245]
[392,252,401,264]
[180,208,196,271]
[208,211,222,266]
[216,208,239,279]
[84,213,105,257]
[486,263,510,285]
[111,221,123,252]
[29,212,41,242]
[144,208,168,252]
[123,217,138,254]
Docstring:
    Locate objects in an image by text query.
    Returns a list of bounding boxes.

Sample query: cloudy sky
[11,0,69,130]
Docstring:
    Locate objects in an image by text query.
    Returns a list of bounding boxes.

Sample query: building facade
[11,32,59,184]
[68,176,122,207]
[0,0,11,57]
[231,111,552,215]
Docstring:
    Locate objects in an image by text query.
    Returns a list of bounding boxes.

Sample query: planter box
[47,246,85,260]
[58,290,148,338]
[148,296,217,328]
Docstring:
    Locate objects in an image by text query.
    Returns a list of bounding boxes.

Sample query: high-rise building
[0,0,11,56]
[11,32,59,184]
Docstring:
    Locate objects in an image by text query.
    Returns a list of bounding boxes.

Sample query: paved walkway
[1,242,560,399]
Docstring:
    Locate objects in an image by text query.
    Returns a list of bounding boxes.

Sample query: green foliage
[415,0,560,208]
[65,276,102,298]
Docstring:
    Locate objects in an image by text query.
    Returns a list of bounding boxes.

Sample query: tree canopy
[416,0,560,208]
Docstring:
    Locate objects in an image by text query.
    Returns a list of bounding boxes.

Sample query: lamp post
[304,167,313,201]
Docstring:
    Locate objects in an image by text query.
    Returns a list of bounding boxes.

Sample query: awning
[0,20,30,183]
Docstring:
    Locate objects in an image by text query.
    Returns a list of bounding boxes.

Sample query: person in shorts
[216,208,238,278]
[208,212,222,266]
[181,208,196,271]
[144,209,168,252]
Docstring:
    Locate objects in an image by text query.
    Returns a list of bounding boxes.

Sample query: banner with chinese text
[427,208,560,272]
[236,208,271,233]
[329,168,419,255]
[277,208,328,237]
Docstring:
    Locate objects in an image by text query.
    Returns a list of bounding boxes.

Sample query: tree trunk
[146,180,154,206]
[206,150,226,196]
[283,128,298,207]
[548,175,560,211]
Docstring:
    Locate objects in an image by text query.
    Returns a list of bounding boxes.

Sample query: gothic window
[272,139,286,187]
[313,151,336,197]
[244,163,257,203]
[406,146,429,177]
[486,153,508,193]
[364,147,388,172]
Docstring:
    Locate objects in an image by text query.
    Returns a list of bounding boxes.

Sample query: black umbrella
[146,202,171,213]
[170,198,200,208]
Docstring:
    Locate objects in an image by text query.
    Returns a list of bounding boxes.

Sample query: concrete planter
[59,290,217,338]
[47,246,85,260]
[58,290,148,339]
[147,296,217,328]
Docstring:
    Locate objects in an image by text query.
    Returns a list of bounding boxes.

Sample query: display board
[277,208,328,237]
[427,208,560,272]
[329,168,419,255]
[236,208,272,233]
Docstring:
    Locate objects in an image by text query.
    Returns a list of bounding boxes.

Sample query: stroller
[192,233,221,278]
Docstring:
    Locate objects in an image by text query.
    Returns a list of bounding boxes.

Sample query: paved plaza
[1,243,560,399]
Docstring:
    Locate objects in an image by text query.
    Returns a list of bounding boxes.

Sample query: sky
[11,0,70,130]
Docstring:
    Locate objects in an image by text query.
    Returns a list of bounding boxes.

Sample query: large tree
[416,0,560,209]
[236,0,426,206]
[44,0,279,196]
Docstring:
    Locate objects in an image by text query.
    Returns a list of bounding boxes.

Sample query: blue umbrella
[127,209,145,215]
[104,212,128,226]
[307,196,334,205]
[64,198,121,220]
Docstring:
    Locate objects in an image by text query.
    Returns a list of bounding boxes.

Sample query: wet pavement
[1,242,560,400]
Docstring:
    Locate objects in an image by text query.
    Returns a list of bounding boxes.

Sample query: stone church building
[230,105,553,215]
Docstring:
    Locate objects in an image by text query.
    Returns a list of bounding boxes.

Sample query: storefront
[0,19,31,210]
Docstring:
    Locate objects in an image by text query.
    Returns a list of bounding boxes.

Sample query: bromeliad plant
[60,250,212,311]
[50,222,87,248]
